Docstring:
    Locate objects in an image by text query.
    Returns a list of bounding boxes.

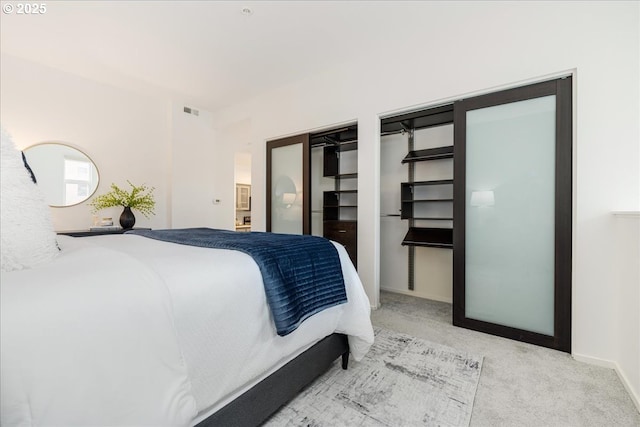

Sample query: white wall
[235,152,251,185]
[170,104,226,229]
[213,1,639,404]
[612,214,640,408]
[0,53,172,231]
[0,53,239,233]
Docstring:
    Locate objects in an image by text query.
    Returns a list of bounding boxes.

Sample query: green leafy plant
[89,180,156,218]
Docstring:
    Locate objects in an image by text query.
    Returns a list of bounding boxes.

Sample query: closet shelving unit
[323,189,357,221]
[382,105,455,250]
[400,149,454,248]
[311,125,358,267]
[400,179,454,220]
[381,105,454,291]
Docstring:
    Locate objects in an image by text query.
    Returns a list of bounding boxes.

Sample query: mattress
[0,234,374,426]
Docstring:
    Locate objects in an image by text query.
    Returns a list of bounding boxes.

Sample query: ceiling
[0,1,455,113]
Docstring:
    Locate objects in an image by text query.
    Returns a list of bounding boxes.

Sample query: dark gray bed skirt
[197,333,349,427]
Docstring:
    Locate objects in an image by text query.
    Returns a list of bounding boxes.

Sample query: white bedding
[0,234,374,426]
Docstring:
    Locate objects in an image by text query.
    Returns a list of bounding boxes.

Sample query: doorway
[234,151,252,232]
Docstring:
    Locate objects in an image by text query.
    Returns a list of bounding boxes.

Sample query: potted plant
[89,180,155,229]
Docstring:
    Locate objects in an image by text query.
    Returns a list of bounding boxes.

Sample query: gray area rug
[265,327,483,426]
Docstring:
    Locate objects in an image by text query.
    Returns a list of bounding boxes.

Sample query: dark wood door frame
[266,134,311,234]
[453,77,573,353]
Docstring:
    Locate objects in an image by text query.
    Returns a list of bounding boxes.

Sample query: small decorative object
[100,217,113,226]
[119,207,135,229]
[89,181,155,229]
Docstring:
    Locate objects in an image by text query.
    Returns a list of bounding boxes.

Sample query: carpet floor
[372,291,640,427]
[265,327,483,426]
[265,291,639,426]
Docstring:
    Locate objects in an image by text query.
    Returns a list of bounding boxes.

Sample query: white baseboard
[379,287,452,304]
[573,353,640,413]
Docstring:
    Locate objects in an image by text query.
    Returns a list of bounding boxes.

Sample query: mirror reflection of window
[64,158,95,205]
[23,142,100,207]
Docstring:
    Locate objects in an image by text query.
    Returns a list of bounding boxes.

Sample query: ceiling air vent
[183,106,199,116]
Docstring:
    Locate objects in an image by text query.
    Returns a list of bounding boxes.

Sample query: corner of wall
[572,353,640,413]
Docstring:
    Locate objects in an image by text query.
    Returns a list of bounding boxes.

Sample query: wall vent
[183,106,200,116]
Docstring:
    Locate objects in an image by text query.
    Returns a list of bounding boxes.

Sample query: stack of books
[89,226,122,232]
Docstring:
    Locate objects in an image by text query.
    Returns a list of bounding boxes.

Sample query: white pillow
[1,128,59,272]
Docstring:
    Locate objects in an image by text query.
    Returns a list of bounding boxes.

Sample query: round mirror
[23,143,100,207]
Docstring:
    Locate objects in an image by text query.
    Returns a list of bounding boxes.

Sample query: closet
[267,124,358,268]
[381,77,572,353]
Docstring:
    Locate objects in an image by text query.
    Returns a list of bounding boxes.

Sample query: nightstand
[57,228,150,237]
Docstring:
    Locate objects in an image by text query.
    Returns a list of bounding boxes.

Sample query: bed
[0,129,374,426]
[1,231,374,426]
[0,234,372,425]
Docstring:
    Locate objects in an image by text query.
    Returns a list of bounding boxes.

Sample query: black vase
[119,206,136,229]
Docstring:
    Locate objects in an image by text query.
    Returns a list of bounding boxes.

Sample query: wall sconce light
[470,190,495,207]
[282,192,296,208]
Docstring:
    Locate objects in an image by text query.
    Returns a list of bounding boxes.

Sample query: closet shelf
[408,217,454,221]
[402,179,453,186]
[323,191,358,207]
[380,105,454,134]
[401,180,454,219]
[401,227,453,248]
[324,173,358,179]
[401,198,454,203]
[401,146,453,163]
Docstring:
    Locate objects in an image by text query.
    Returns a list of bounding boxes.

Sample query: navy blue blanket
[127,228,347,336]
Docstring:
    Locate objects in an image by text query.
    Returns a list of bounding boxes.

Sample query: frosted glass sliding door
[453,78,572,352]
[466,95,556,335]
[266,134,310,234]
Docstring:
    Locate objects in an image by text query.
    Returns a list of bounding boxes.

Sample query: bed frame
[196,333,349,427]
